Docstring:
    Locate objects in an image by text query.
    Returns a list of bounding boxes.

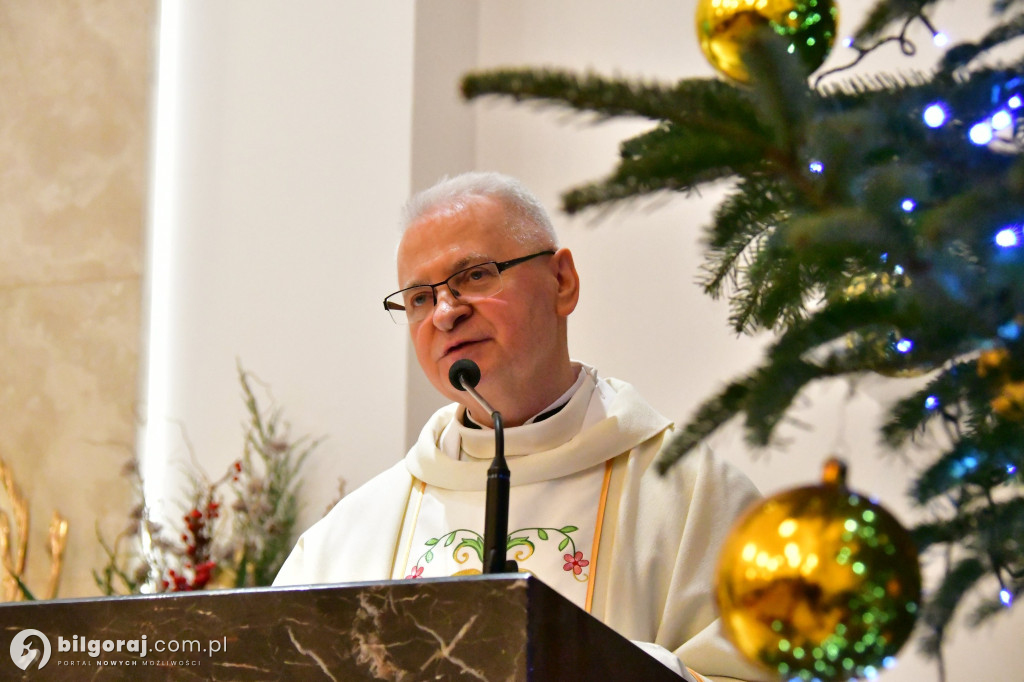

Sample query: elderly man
[274,172,767,682]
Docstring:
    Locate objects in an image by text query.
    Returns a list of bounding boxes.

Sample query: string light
[932,32,948,47]
[995,226,1021,248]
[893,264,905,275]
[951,453,979,479]
[921,87,1022,145]
[924,395,939,410]
[997,319,1021,340]
[895,339,914,354]
[999,589,1013,607]
[992,109,1013,130]
[809,160,824,174]
[923,103,947,128]
[969,122,995,145]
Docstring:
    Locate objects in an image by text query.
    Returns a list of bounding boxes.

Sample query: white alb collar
[440,362,594,460]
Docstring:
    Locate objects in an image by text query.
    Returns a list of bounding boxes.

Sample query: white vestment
[275,365,771,682]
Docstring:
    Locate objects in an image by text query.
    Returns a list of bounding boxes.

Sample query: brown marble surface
[0,574,679,681]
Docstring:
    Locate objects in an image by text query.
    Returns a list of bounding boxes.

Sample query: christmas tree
[462,0,1023,665]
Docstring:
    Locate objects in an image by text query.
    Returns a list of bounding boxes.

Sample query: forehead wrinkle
[400,250,491,289]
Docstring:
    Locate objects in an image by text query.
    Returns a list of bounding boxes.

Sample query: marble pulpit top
[0,574,677,681]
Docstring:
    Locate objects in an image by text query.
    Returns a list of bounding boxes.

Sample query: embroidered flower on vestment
[405,565,424,579]
[563,551,589,575]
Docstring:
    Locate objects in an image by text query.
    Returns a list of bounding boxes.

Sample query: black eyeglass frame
[383,250,556,323]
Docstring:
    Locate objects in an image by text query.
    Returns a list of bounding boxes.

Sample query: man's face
[396,196,578,424]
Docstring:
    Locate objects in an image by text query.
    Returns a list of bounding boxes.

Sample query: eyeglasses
[383,250,555,324]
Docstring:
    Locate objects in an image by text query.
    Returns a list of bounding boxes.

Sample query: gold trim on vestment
[391,479,427,579]
[584,458,615,613]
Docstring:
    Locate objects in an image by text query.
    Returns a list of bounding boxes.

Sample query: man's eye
[408,291,431,308]
[467,267,488,281]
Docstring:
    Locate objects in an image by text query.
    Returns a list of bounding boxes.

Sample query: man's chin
[439,346,490,379]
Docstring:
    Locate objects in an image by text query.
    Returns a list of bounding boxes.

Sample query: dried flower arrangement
[95,364,325,594]
[0,458,67,601]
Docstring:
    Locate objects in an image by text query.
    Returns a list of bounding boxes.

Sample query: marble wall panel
[0,0,155,597]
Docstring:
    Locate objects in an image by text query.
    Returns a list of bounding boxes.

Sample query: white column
[140,0,415,528]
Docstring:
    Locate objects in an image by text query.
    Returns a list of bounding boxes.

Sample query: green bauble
[696,0,839,83]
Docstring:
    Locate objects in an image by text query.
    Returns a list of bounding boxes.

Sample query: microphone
[448,359,516,574]
[448,358,481,393]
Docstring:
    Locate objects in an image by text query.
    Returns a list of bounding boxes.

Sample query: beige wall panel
[0,0,154,597]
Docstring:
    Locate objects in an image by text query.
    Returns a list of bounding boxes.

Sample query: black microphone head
[448,359,481,391]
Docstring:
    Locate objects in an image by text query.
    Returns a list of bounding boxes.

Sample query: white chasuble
[273,362,773,681]
[393,461,612,611]
[392,363,616,610]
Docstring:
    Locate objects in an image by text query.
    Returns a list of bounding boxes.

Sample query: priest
[274,171,770,682]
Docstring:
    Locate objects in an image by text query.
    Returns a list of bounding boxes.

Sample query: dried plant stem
[46,512,68,599]
[0,458,29,601]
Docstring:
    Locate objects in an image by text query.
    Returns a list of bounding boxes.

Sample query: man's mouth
[442,339,483,358]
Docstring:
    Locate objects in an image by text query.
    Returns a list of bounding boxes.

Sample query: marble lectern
[0,574,681,680]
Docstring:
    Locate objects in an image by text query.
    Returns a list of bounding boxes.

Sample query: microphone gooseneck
[446,359,516,574]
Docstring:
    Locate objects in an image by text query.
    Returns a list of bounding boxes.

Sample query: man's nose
[431,287,470,331]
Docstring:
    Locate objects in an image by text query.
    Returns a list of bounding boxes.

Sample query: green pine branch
[462,68,764,133]
[462,0,1024,661]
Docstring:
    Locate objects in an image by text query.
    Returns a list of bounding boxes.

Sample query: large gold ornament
[696,0,839,83]
[715,459,920,680]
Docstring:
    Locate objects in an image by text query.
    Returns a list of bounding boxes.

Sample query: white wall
[404,0,481,442]
[141,0,1022,678]
[141,0,414,529]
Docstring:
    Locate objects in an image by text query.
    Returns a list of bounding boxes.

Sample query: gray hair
[401,171,558,248]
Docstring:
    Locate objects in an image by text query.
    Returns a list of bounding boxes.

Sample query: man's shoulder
[314,460,415,529]
[337,460,414,506]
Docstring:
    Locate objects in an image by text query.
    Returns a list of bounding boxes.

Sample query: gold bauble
[978,347,1024,419]
[843,328,928,379]
[715,459,920,680]
[833,270,927,378]
[977,347,1010,377]
[991,380,1024,419]
[839,271,911,301]
[695,0,839,83]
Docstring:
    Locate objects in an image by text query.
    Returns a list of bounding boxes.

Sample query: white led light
[923,103,947,128]
[996,227,1021,248]
[992,109,1013,130]
[969,122,994,145]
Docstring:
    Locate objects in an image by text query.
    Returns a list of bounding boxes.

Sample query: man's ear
[552,248,580,316]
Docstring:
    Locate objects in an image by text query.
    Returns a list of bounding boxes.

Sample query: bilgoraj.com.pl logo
[10,629,51,670]
[8,629,225,670]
